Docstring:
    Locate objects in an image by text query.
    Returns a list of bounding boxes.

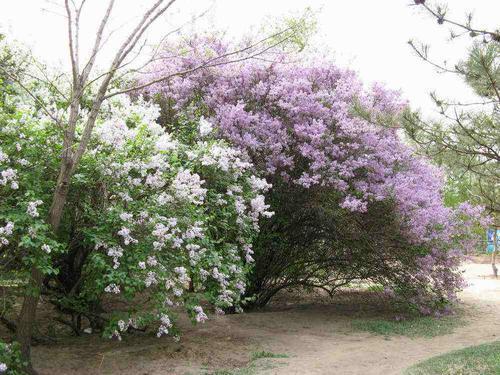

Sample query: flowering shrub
[0,78,272,338]
[0,341,24,375]
[0,85,65,282]
[141,36,488,313]
[78,97,272,338]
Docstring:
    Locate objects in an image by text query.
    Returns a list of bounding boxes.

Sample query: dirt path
[260,263,500,375]
[32,262,500,375]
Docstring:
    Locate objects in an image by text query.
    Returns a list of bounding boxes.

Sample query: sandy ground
[30,261,500,375]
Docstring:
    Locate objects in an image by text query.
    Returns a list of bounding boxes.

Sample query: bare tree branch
[104,27,295,99]
[80,0,115,86]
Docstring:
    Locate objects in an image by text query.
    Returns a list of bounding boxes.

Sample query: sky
[1,0,499,116]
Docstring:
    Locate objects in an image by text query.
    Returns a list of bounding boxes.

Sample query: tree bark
[15,267,44,374]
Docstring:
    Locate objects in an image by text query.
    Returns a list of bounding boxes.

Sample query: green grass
[0,279,26,287]
[352,314,464,338]
[204,350,288,375]
[405,341,500,375]
[250,350,289,361]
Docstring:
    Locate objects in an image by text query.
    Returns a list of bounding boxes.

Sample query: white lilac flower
[155,133,177,151]
[0,148,8,162]
[41,244,51,254]
[193,306,208,323]
[107,246,124,269]
[235,281,246,294]
[157,324,169,337]
[119,212,133,221]
[117,319,128,332]
[145,171,166,188]
[104,284,120,294]
[160,314,172,327]
[248,175,272,192]
[157,192,173,206]
[244,244,254,263]
[198,117,213,137]
[0,168,18,188]
[117,227,137,245]
[146,256,158,267]
[26,200,43,218]
[171,169,207,204]
[174,266,190,284]
[96,120,135,148]
[145,271,157,287]
[118,192,133,202]
[0,222,14,236]
[199,269,209,281]
[183,223,204,239]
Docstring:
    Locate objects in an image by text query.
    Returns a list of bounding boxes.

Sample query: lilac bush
[141,36,488,313]
[0,78,272,338]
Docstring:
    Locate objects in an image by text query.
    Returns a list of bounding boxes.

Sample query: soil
[19,259,500,374]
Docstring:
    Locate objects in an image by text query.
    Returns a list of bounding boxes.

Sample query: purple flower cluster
[141,37,487,312]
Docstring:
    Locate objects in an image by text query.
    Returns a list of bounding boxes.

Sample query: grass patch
[0,279,26,287]
[405,341,500,375]
[352,313,464,338]
[205,350,288,375]
[251,350,288,360]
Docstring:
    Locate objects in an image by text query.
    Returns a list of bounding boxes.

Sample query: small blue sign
[487,243,495,253]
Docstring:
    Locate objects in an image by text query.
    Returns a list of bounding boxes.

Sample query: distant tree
[404,1,499,219]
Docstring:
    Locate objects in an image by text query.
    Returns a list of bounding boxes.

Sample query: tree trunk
[16,160,73,372]
[15,267,43,374]
[246,286,285,309]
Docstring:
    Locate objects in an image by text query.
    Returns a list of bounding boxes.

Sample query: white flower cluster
[107,246,124,269]
[200,143,252,174]
[0,168,18,189]
[151,217,182,251]
[104,283,120,294]
[117,227,138,246]
[248,175,272,192]
[198,117,213,137]
[250,195,274,229]
[155,133,178,152]
[0,221,14,247]
[0,148,8,162]
[193,306,208,323]
[26,200,43,218]
[95,96,162,150]
[157,313,173,337]
[113,317,139,340]
[88,108,275,339]
[171,169,207,204]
